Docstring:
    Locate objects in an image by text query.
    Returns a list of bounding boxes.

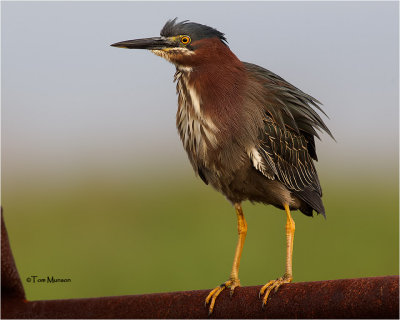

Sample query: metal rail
[2,212,399,319]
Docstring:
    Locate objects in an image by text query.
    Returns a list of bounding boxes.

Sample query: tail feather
[293,187,326,218]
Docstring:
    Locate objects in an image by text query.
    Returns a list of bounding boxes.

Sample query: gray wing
[243,62,333,214]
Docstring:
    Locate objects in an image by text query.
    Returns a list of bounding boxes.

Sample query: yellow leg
[205,203,247,315]
[259,203,295,306]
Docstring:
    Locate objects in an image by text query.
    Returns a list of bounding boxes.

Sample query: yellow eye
[181,36,191,45]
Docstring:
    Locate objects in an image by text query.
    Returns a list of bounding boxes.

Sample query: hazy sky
[2,1,398,180]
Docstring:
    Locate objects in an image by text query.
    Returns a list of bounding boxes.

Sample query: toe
[205,286,222,305]
[260,276,293,307]
[205,279,240,314]
[262,280,281,305]
[229,286,237,297]
[208,286,224,315]
[259,280,274,297]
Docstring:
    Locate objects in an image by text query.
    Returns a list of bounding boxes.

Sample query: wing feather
[259,117,322,194]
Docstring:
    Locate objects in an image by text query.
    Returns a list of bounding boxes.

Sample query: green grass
[2,169,398,301]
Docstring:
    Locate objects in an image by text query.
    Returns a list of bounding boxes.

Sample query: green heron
[111,19,333,314]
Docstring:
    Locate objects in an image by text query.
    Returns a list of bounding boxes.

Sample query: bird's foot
[259,273,292,307]
[205,278,240,315]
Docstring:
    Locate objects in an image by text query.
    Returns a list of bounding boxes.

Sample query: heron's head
[111,18,229,68]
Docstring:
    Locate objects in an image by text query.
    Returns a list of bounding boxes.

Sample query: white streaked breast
[175,70,219,158]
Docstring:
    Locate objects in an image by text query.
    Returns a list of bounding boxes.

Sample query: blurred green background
[2,166,398,300]
[2,1,398,301]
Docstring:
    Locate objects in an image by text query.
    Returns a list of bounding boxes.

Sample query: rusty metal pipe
[2,276,398,319]
[2,212,399,319]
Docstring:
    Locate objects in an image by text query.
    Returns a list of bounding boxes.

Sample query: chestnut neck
[176,38,248,132]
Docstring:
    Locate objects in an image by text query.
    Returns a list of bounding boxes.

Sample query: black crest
[160,18,228,44]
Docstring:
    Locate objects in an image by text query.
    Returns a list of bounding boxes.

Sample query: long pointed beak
[110,37,173,50]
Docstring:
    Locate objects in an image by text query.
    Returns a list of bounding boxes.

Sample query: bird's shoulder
[242,60,333,155]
